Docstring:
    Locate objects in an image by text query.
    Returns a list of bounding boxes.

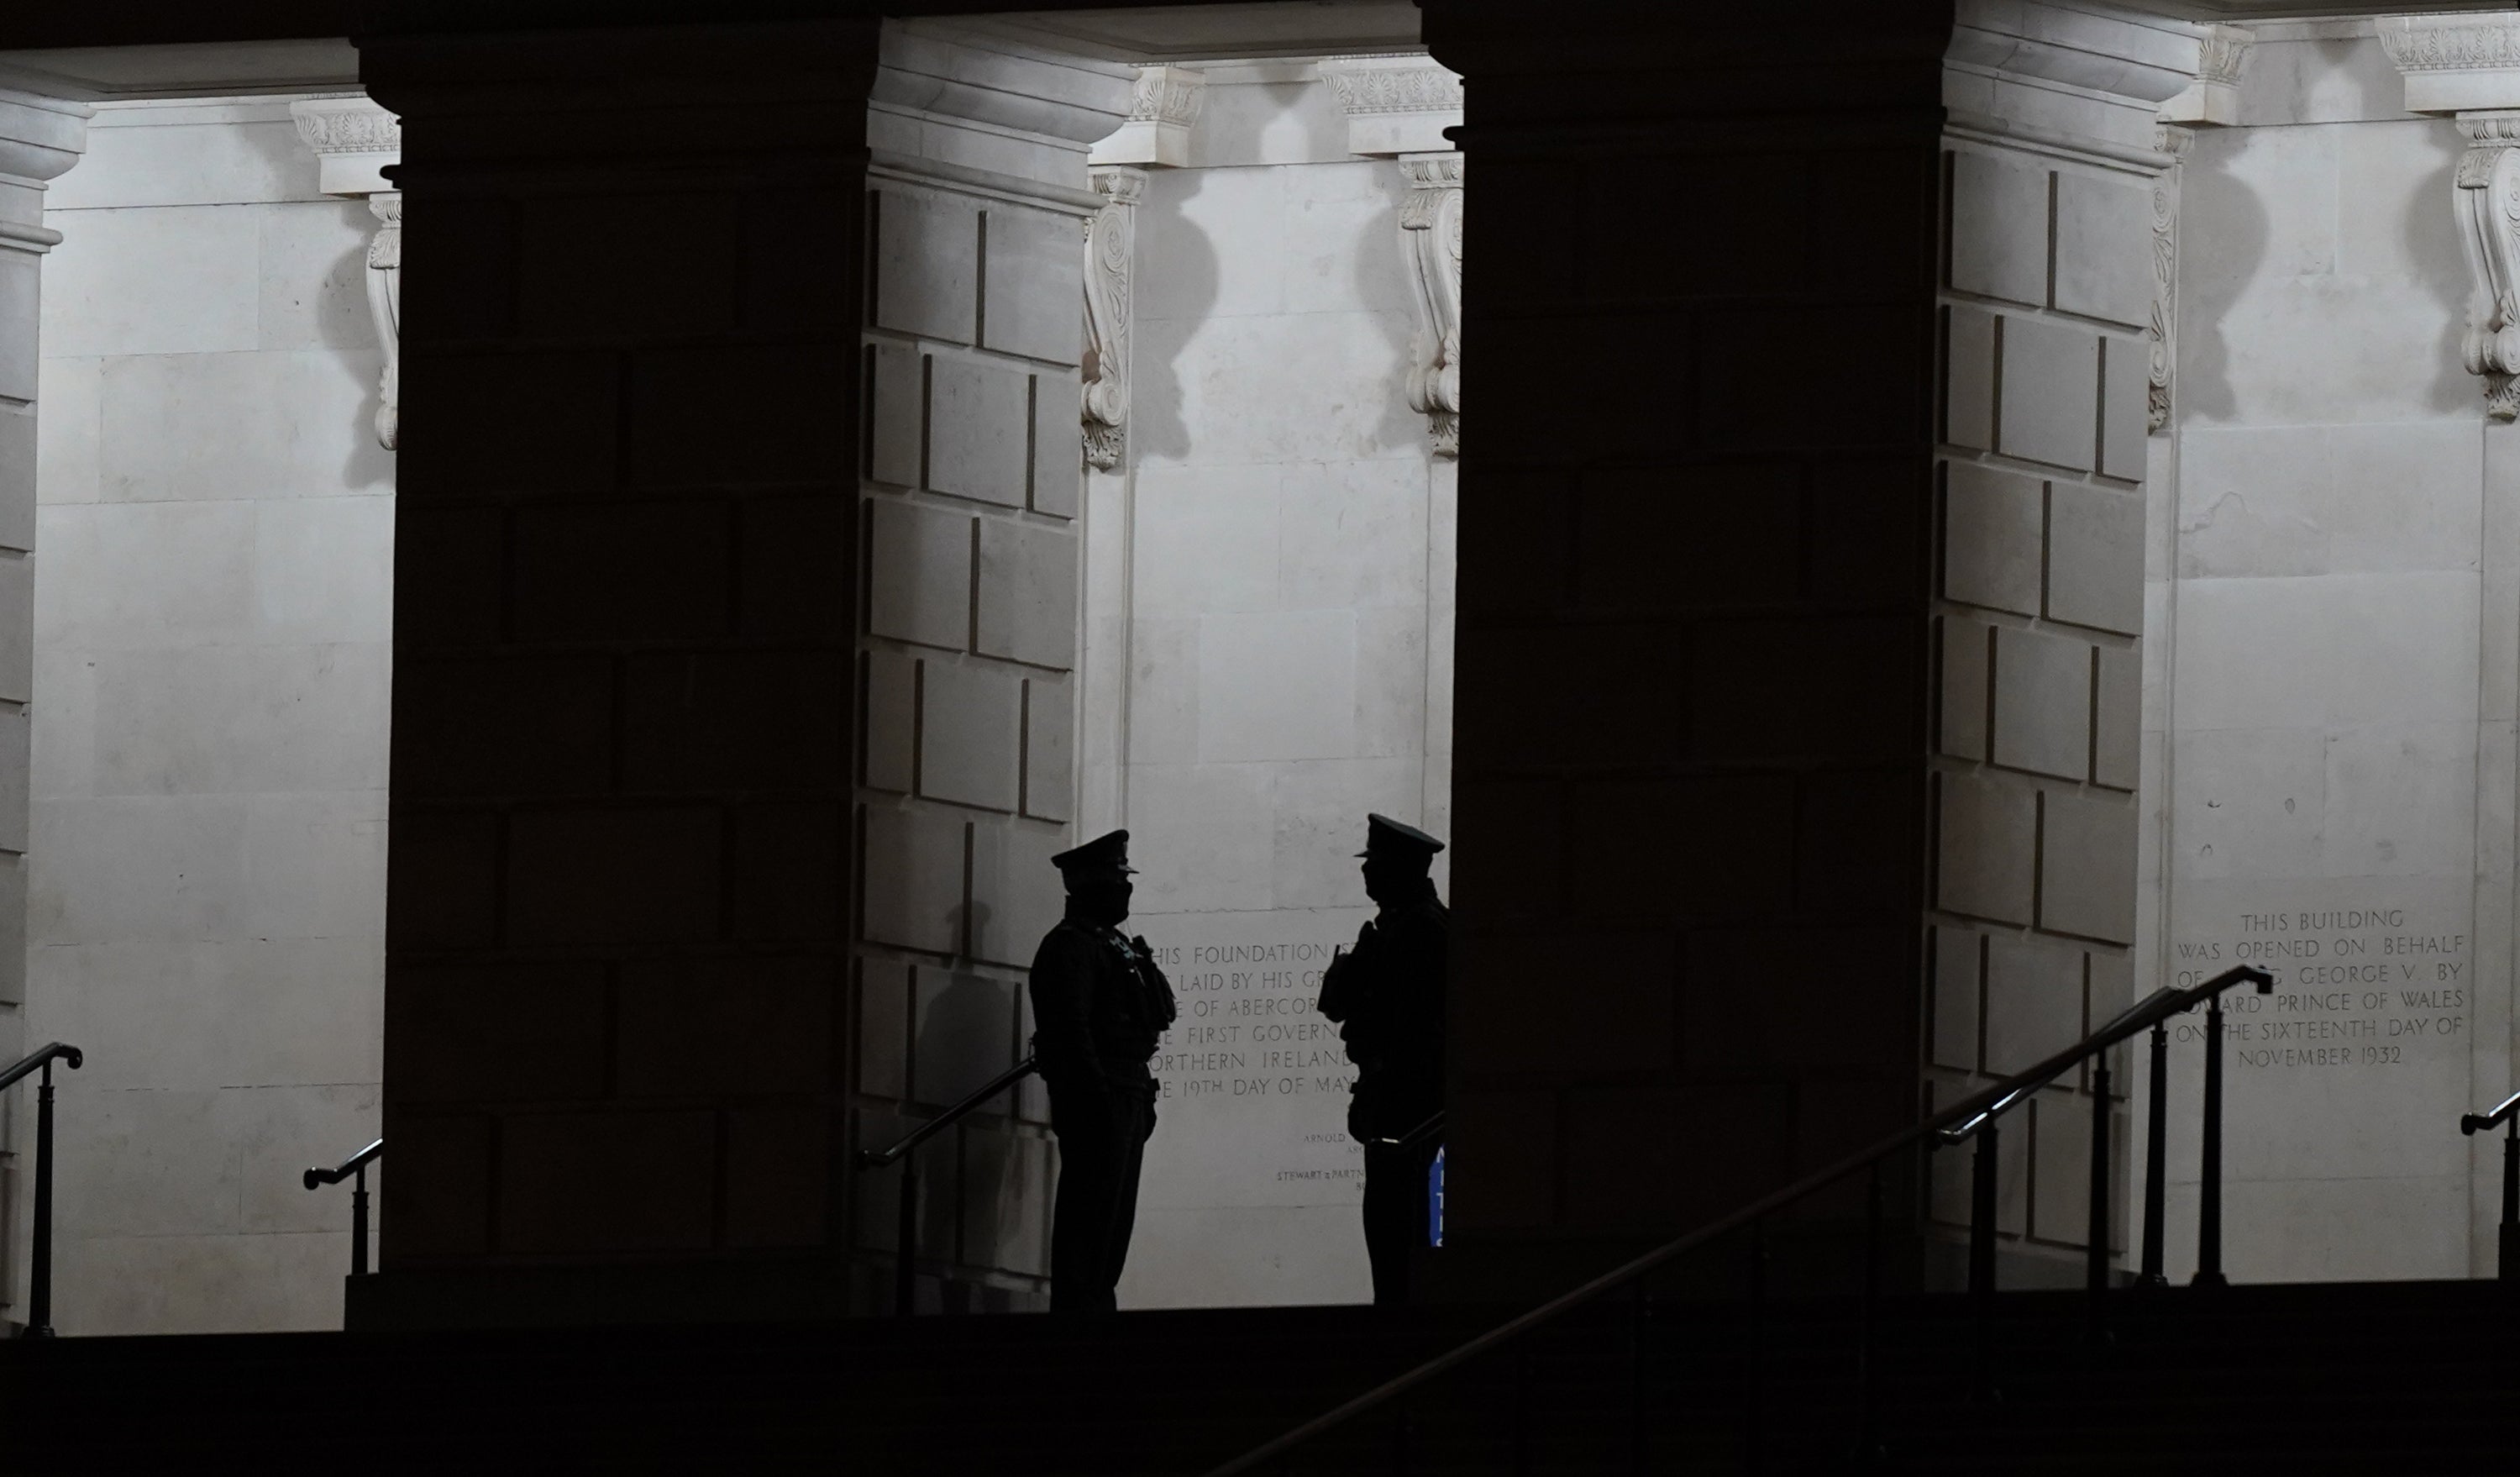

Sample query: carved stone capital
[2159,24,2250,129]
[1089,66,1205,169]
[2381,14,2520,116]
[1081,166,1142,471]
[1398,153,1462,459]
[287,95,402,197]
[1317,55,1462,158]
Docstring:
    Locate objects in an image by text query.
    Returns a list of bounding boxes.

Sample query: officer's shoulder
[1392,897,1448,932]
[1032,918,1099,963]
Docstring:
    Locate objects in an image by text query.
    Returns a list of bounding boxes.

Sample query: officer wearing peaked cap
[1028,828,1175,1313]
[1316,814,1449,1306]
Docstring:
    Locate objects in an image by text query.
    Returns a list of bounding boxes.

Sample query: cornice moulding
[287,94,402,196]
[1946,1,2208,155]
[2380,13,2520,115]
[875,23,1137,150]
[0,87,92,188]
[1317,54,1461,158]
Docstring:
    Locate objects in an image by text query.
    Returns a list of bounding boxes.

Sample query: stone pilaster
[354,14,885,1328]
[1320,55,1464,459]
[1932,0,2203,1269]
[2381,15,2520,421]
[288,97,402,449]
[0,87,82,1322]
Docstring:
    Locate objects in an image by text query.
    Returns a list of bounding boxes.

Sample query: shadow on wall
[908,948,1029,1283]
[2403,148,2472,415]
[1131,172,1219,463]
[2174,139,2268,425]
[1347,165,1425,457]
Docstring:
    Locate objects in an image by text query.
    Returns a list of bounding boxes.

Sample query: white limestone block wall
[1098,62,1452,1309]
[21,97,394,1332]
[2158,20,2485,1282]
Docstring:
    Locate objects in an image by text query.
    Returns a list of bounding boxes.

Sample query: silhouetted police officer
[1317,813,1448,1306]
[1028,828,1175,1313]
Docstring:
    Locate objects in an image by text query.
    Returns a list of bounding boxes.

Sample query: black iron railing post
[1511,1343,1531,1476]
[1627,1284,1646,1475]
[2087,1054,2113,1342]
[350,1164,370,1278]
[2193,997,2228,1288]
[1745,1219,1765,1474]
[1970,1122,1998,1401]
[895,1164,918,1317]
[26,1060,56,1338]
[2503,1118,2518,1282]
[2140,1022,2168,1286]
[1857,1161,1882,1464]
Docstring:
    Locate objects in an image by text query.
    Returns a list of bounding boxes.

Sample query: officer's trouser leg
[1049,1094,1147,1313]
[1362,1139,1437,1306]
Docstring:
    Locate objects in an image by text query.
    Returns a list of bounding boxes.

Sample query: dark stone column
[1420,0,1956,1298]
[354,16,879,1327]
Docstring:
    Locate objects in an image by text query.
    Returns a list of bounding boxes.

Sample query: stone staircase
[4,1282,2517,1474]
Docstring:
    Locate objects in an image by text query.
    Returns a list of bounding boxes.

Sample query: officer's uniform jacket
[1319,888,1447,1141]
[1028,916,1178,1111]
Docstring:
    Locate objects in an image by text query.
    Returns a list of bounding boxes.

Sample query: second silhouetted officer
[1028,828,1175,1313]
[1317,813,1448,1306]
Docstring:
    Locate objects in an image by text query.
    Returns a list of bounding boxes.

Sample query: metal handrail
[302,1138,382,1278]
[2462,1090,2520,1138]
[856,1054,1038,1316]
[2464,1092,2520,1280]
[0,1041,81,1094]
[1373,1110,1446,1152]
[1205,964,2274,1476]
[303,1137,384,1189]
[857,1056,1037,1170]
[2,1042,84,1338]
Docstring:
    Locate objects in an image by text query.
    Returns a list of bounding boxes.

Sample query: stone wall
[19,97,391,1332]
[1928,126,2156,1259]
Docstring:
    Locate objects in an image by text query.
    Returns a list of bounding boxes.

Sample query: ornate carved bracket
[365,192,402,450]
[2145,24,2248,435]
[288,96,403,450]
[2452,115,2520,421]
[1320,56,1466,458]
[1081,167,1142,471]
[2381,16,2520,419]
[1399,155,1462,458]
[2149,127,2191,434]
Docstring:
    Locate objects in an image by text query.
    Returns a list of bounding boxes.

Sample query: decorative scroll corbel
[1320,55,1466,458]
[1398,154,1462,458]
[2379,14,2520,419]
[287,95,403,450]
[366,192,402,450]
[2148,126,2192,434]
[1081,166,1143,471]
[2454,115,2520,421]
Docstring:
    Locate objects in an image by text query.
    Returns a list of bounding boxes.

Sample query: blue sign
[1428,1146,1445,1248]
